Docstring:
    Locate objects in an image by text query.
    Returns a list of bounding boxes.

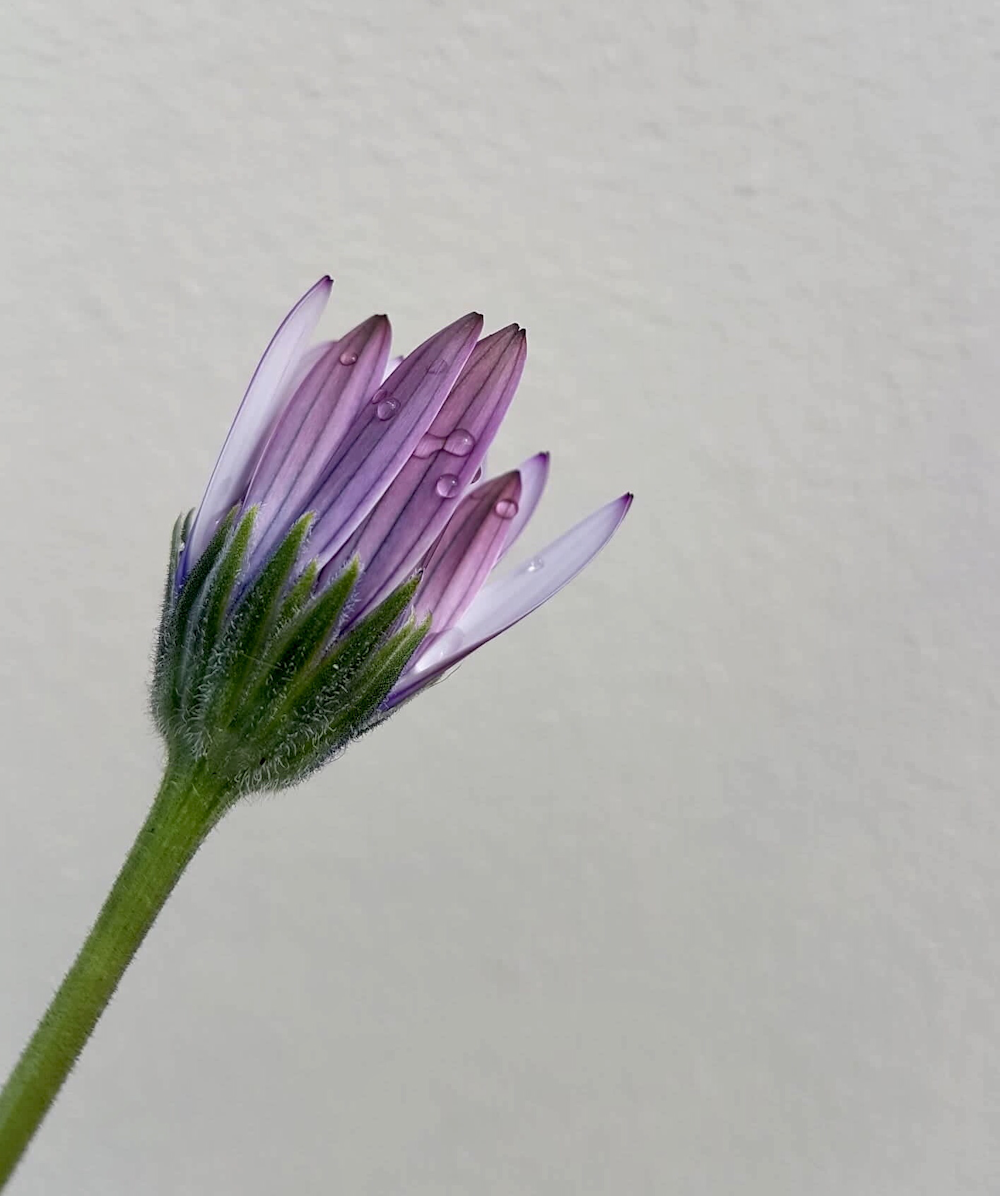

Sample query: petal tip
[610,493,634,524]
[360,312,392,335]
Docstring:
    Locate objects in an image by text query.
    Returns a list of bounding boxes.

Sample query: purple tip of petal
[386,490,632,706]
[182,276,333,576]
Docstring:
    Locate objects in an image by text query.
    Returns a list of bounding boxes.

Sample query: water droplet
[435,474,460,498]
[414,432,445,459]
[444,428,475,457]
[494,498,518,519]
[376,397,399,421]
[339,350,359,366]
[526,557,544,573]
[427,357,450,375]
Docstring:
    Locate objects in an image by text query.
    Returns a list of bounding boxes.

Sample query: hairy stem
[0,758,227,1189]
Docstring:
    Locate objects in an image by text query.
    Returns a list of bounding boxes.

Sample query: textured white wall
[2,1,999,1192]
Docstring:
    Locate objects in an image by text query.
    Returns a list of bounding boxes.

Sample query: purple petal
[388,492,632,705]
[323,325,527,617]
[274,339,336,406]
[183,276,332,572]
[306,313,484,566]
[415,470,523,630]
[496,451,549,560]
[242,315,392,571]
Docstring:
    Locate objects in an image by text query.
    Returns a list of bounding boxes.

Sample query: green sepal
[196,512,314,738]
[249,572,422,761]
[255,615,430,791]
[152,508,235,738]
[150,511,190,736]
[152,514,429,799]
[178,507,257,730]
[277,558,319,627]
[163,512,187,612]
[328,615,431,743]
[242,558,360,712]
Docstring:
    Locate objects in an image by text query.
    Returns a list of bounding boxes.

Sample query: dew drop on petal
[339,350,359,366]
[414,432,445,459]
[435,474,461,498]
[376,397,400,421]
[494,499,518,519]
[427,357,450,375]
[526,557,544,573]
[443,428,475,457]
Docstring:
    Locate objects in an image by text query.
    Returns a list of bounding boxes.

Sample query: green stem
[0,757,228,1190]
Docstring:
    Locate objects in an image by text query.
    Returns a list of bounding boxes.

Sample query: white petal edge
[184,277,333,569]
[388,492,632,704]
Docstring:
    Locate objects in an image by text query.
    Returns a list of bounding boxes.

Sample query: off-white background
[1,1,998,1193]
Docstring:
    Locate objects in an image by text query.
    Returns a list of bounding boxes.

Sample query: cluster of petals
[181,277,631,707]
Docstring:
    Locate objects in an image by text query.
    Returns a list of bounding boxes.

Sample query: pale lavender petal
[388,493,632,705]
[382,355,403,381]
[415,470,523,630]
[323,325,527,617]
[242,314,391,570]
[183,276,332,572]
[496,451,549,561]
[306,313,483,566]
[273,339,336,409]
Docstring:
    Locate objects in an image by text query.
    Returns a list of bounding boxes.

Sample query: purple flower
[173,275,630,724]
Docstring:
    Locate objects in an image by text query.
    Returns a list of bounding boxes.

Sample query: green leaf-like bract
[151,513,428,800]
